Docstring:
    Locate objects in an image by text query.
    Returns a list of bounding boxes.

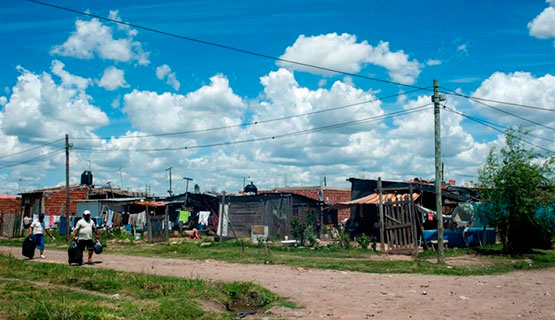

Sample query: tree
[477,127,554,252]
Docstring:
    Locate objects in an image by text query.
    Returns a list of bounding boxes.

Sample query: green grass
[2,230,554,276]
[0,254,294,320]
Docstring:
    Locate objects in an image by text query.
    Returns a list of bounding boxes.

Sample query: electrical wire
[0,149,65,170]
[442,105,554,154]
[442,90,554,112]
[72,104,432,153]
[0,138,64,160]
[446,109,554,143]
[441,87,555,132]
[71,87,427,140]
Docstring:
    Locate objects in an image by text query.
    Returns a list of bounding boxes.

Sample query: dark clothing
[78,239,94,251]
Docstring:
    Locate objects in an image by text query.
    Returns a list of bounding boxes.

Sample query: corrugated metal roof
[75,197,143,203]
[334,192,420,208]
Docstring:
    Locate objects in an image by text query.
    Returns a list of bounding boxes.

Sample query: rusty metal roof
[333,193,421,209]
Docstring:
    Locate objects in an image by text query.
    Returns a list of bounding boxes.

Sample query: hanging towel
[48,214,55,227]
[198,211,210,225]
[137,211,146,228]
[178,210,190,223]
[107,210,114,228]
[42,215,49,227]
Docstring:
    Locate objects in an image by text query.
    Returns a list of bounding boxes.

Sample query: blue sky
[0,0,553,195]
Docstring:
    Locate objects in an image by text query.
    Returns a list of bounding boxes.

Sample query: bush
[290,211,317,247]
[356,234,371,249]
[478,127,555,252]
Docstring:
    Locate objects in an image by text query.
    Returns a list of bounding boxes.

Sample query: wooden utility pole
[165,167,173,196]
[432,80,446,264]
[65,134,70,241]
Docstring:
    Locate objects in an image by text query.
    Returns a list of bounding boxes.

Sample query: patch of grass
[0,254,294,320]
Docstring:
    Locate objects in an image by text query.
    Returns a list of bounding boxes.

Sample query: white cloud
[111,95,121,109]
[472,72,555,122]
[51,12,149,65]
[0,62,497,195]
[50,60,91,89]
[0,96,7,107]
[426,59,442,66]
[366,42,422,84]
[470,71,555,152]
[156,64,170,79]
[1,63,108,140]
[277,33,423,84]
[528,2,555,43]
[156,64,180,90]
[97,66,129,91]
[82,69,491,194]
[457,43,468,55]
[123,74,243,136]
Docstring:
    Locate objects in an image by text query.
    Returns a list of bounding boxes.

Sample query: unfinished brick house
[21,185,146,217]
[0,195,21,214]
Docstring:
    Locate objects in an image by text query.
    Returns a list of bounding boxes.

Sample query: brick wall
[0,196,21,214]
[43,188,89,215]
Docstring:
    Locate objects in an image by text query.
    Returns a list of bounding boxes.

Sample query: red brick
[0,195,20,214]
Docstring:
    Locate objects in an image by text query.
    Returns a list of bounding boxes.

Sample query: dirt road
[1,246,554,320]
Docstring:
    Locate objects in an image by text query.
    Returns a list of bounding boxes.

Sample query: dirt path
[1,246,554,320]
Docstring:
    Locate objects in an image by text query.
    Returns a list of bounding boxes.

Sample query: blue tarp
[59,216,67,235]
[423,228,496,248]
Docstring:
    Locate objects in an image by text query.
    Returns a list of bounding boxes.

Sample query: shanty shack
[223,193,322,238]
[344,178,479,240]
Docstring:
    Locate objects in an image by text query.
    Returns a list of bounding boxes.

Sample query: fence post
[378,177,385,252]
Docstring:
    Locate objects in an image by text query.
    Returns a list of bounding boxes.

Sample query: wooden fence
[378,179,418,255]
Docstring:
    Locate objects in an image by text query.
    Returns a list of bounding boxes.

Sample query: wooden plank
[397,201,404,248]
[374,187,412,192]
[384,214,402,224]
[409,184,418,254]
[402,202,408,248]
[399,204,407,249]
[392,202,399,251]
[385,205,393,251]
[378,178,385,253]
[385,223,412,230]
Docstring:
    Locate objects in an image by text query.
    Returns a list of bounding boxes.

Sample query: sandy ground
[1,246,554,320]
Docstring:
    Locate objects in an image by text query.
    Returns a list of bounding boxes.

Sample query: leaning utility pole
[432,80,446,264]
[65,134,70,241]
[166,167,173,196]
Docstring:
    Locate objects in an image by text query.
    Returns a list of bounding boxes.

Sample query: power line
[0,138,65,160]
[439,102,554,143]
[71,88,427,140]
[442,90,554,112]
[442,105,554,154]
[445,109,554,143]
[0,149,65,170]
[441,87,555,132]
[72,104,432,153]
[26,0,429,91]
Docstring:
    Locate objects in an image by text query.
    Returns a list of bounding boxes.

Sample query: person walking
[28,213,55,259]
[72,210,100,265]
